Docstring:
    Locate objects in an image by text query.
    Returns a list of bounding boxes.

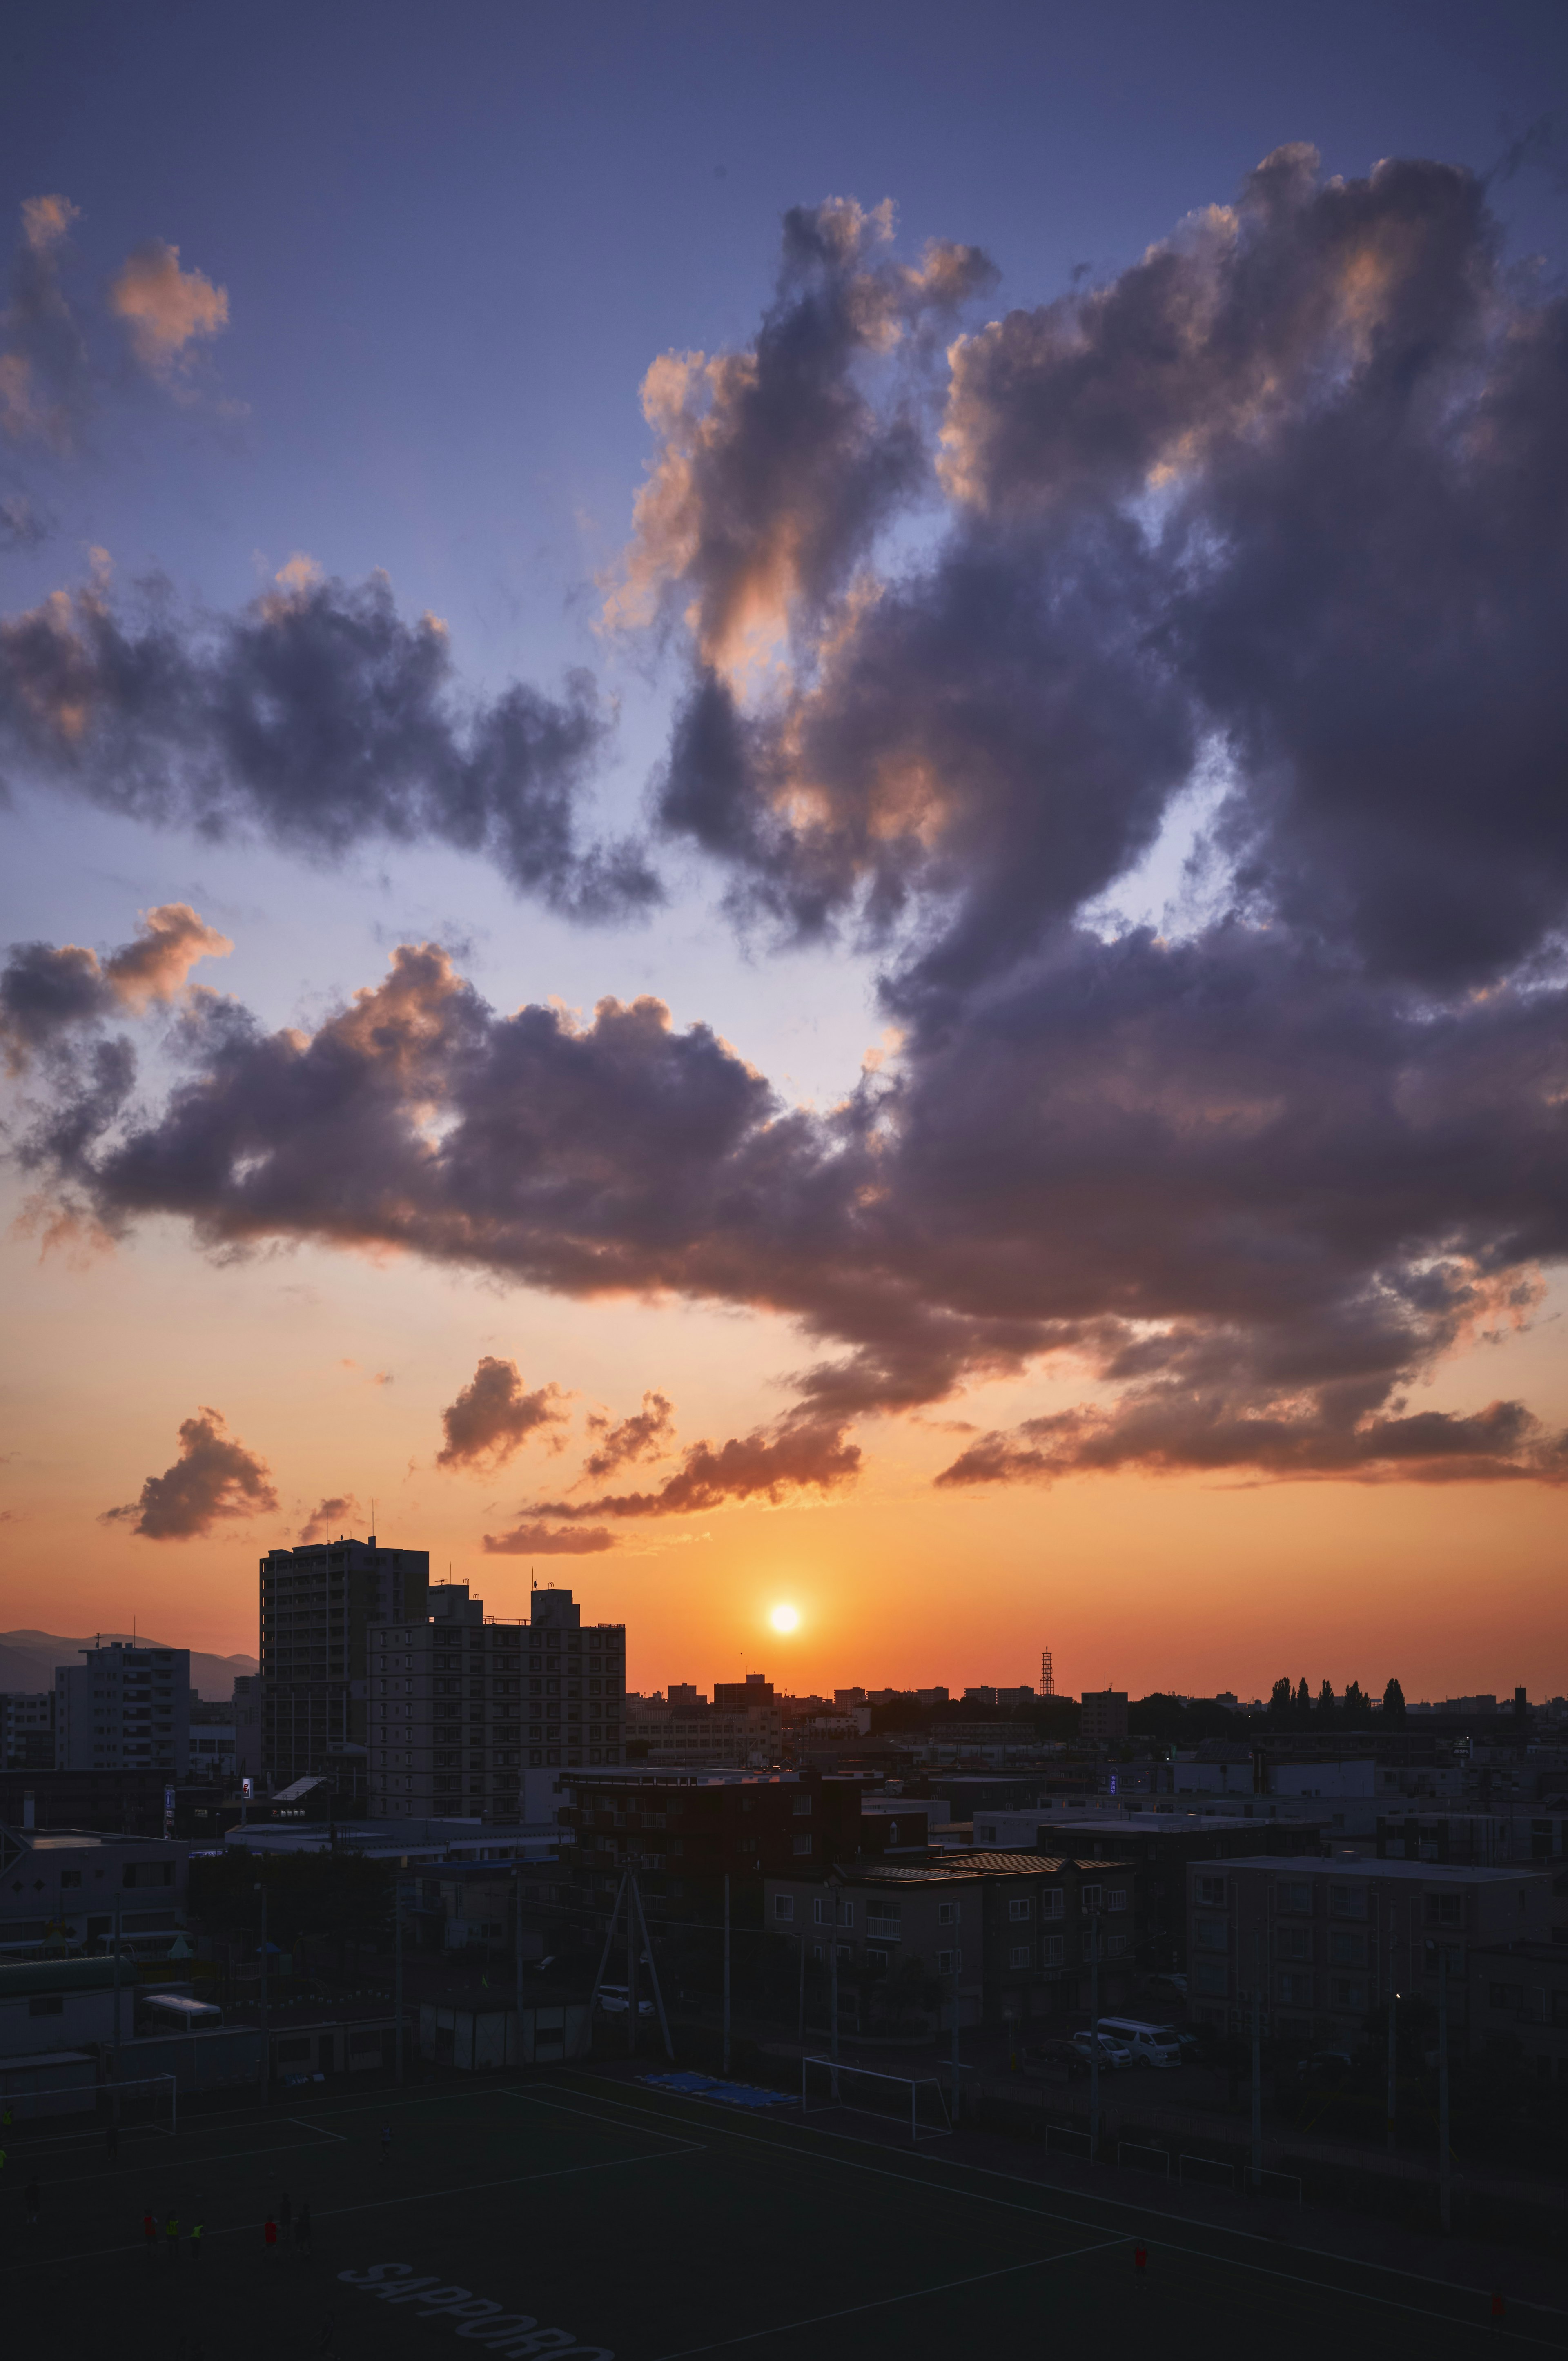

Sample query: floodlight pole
[950,1964,961,2126]
[722,1874,731,2077]
[394,1874,404,2086]
[630,1876,673,2060]
[111,1901,122,2086]
[797,1932,805,2046]
[829,1902,839,2099]
[1088,1916,1099,2162]
[515,1865,525,2067]
[1251,1929,1263,2183]
[628,1874,640,2058]
[1438,1945,1452,2235]
[257,1880,270,2105]
[1385,1922,1398,2154]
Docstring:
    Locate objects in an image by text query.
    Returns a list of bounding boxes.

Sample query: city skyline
[2,3,1566,1702]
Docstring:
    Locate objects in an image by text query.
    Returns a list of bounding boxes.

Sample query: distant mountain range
[0,1630,258,1702]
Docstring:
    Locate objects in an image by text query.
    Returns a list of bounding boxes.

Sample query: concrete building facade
[1,1692,55,1769]
[260,1532,429,1790]
[1186,1853,1553,2045]
[53,1644,190,1777]
[368,1582,624,1822]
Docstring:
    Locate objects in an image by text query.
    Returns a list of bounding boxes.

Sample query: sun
[768,1603,800,1633]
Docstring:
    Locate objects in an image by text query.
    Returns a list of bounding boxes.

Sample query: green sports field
[0,2071,1558,2359]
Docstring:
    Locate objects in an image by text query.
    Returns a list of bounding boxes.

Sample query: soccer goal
[801,2056,952,2141]
[105,2076,179,2136]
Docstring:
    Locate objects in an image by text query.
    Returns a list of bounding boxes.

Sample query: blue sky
[2,0,1566,1692]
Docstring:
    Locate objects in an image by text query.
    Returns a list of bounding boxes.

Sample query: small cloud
[108,238,229,382]
[581,1388,675,1480]
[299,1492,363,1543]
[437,1355,570,1473]
[22,194,80,253]
[101,1407,277,1541]
[481,1520,617,1556]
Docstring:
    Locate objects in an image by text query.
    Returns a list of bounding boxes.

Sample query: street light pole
[257,1881,270,2104]
[1251,1928,1263,2185]
[1386,1922,1398,2155]
[1438,1944,1452,2234]
[1089,1915,1100,2163]
[394,1873,404,2086]
[722,1874,731,2078]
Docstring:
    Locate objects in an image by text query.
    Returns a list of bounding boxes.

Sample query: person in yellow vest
[188,2216,204,2262]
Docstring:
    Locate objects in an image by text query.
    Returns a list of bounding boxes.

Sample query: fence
[1245,2165,1303,2202]
[1178,2154,1235,2189]
[1117,2141,1170,2178]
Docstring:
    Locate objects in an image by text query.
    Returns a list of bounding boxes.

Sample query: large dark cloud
[0,902,229,1072]
[0,566,655,918]
[11,918,1566,1490]
[8,154,1568,1499]
[101,1407,278,1540]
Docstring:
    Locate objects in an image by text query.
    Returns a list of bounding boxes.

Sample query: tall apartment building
[53,1643,191,1775]
[260,1533,430,1790]
[368,1582,625,1821]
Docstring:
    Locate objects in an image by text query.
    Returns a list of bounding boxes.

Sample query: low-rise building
[0,1822,188,1954]
[563,1771,866,1921]
[1469,1942,1568,2080]
[0,1956,136,2058]
[971,1810,1324,1968]
[1186,1853,1553,2045]
[1,1693,55,1770]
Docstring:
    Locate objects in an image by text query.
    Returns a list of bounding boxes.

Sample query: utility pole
[722,1874,731,2077]
[257,1881,270,2104]
[829,1893,840,2098]
[797,1932,805,2046]
[515,1865,525,2068]
[394,1873,404,2086]
[628,1873,641,2060]
[950,1963,961,2125]
[1438,1945,1452,2234]
[1088,1914,1099,2162]
[1385,1921,1398,2154]
[1251,1928,1263,2185]
[111,1898,123,2125]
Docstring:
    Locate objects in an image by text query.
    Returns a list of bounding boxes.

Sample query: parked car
[596,1984,655,2017]
[1029,2038,1091,2082]
[1094,2016,1182,2069]
[1071,2029,1133,2069]
[1294,2048,1356,2084]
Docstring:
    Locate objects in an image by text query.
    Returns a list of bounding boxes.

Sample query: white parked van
[1094,2016,1181,2069]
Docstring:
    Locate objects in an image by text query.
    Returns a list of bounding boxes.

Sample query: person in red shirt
[143,2210,158,2264]
[264,2216,279,2260]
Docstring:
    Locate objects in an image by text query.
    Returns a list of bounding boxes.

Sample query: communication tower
[1040,1646,1055,1698]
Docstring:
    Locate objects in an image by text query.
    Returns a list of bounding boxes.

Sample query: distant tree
[1294,1676,1312,1722]
[1316,1680,1336,1721]
[1343,1680,1368,1722]
[1267,1677,1294,1727]
[1382,1677,1407,1724]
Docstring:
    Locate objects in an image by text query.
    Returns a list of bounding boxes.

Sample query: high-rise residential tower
[259,1533,429,1791]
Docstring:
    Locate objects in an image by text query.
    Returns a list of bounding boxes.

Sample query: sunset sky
[2,0,1565,1703]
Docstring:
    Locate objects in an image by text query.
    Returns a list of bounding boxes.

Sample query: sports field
[1,2069,1558,2359]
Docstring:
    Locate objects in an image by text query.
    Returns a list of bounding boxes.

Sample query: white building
[53,1643,190,1777]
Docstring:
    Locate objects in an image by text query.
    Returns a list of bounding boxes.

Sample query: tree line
[1263,1676,1405,1728]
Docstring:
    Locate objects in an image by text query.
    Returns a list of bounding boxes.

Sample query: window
[1276,1881,1312,1916]
[1278,1971,1312,2006]
[1277,1925,1311,1962]
[773,1894,795,1922]
[1328,1883,1367,1920]
[866,1947,890,1971]
[1080,1884,1102,1911]
[1192,1961,1227,1996]
[1424,1892,1463,1929]
[1042,1889,1064,1919]
[1044,1934,1065,1965]
[1195,1875,1227,1908]
[792,1835,813,1856]
[866,1902,901,1931]
[1107,1888,1128,1913]
[793,1794,812,1815]
[60,1870,82,1889]
[1488,1980,1523,2010]
[1105,1933,1127,1957]
[1329,1932,1365,1967]
[29,1995,63,2017]
[1009,1944,1031,1968]
[349,2029,383,2056]
[1195,1918,1228,1953]
[937,1948,962,1975]
[938,1900,960,1927]
[277,2037,311,2063]
[979,1824,998,1842]
[1330,1978,1365,2010]
[1008,1897,1031,1922]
